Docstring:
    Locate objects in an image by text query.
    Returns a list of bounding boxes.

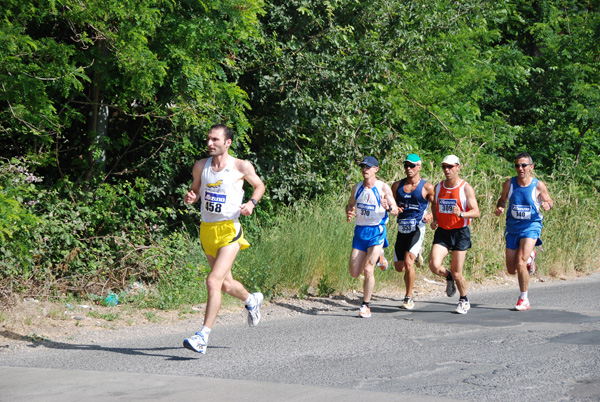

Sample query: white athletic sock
[520,292,528,300]
[244,293,255,308]
[200,326,211,342]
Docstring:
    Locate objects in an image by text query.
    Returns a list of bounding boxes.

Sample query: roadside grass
[232,162,600,300]
[3,162,597,320]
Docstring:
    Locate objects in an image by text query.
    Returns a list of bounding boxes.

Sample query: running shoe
[527,249,537,275]
[246,292,263,327]
[454,299,470,314]
[514,298,531,311]
[358,304,372,318]
[415,252,424,268]
[183,331,207,354]
[446,276,457,297]
[376,252,389,271]
[401,297,415,310]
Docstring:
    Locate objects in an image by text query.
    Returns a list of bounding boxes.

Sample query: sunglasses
[403,162,417,169]
[514,163,532,168]
[441,164,456,170]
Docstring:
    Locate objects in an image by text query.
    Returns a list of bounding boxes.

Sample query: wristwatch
[250,198,258,206]
[460,211,464,218]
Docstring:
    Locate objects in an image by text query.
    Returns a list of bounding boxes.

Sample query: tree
[0,0,265,195]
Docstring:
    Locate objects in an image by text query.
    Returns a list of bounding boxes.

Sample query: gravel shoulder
[0,271,585,354]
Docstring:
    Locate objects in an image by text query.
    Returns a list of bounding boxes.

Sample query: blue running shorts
[504,227,543,250]
[352,225,388,252]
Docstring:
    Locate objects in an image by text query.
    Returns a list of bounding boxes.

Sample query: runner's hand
[184,190,197,205]
[346,207,356,222]
[240,201,255,216]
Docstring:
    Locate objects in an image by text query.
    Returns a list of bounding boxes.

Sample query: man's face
[360,164,378,179]
[403,162,421,178]
[514,157,533,177]
[206,128,231,156]
[441,163,460,179]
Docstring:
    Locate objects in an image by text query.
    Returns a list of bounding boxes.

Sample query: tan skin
[429,163,480,298]
[390,162,435,300]
[346,165,399,305]
[184,127,265,329]
[494,157,553,294]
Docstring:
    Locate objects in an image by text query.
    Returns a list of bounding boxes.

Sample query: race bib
[357,202,375,217]
[356,202,375,212]
[204,191,226,213]
[511,205,532,220]
[398,218,417,234]
[438,199,456,214]
[204,191,226,204]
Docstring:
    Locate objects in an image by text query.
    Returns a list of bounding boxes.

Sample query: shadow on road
[0,329,229,359]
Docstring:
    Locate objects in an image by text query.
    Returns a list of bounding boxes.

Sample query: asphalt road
[1,272,600,401]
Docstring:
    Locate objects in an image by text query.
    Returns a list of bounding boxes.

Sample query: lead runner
[182,124,265,354]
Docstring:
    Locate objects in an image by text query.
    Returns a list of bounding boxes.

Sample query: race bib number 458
[438,199,457,214]
[204,191,226,213]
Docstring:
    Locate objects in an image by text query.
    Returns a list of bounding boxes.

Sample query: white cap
[442,155,460,165]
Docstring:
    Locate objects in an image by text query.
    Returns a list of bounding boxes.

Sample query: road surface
[1,272,600,401]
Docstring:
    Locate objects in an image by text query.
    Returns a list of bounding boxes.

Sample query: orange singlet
[435,180,470,230]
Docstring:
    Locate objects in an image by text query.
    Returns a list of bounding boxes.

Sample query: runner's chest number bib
[204,191,226,212]
[357,202,375,217]
[438,199,457,214]
[398,218,417,234]
[511,205,532,220]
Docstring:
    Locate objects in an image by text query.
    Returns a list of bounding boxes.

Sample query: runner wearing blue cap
[346,156,399,318]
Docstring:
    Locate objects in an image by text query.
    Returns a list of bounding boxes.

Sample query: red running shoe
[527,249,537,275]
[515,298,531,311]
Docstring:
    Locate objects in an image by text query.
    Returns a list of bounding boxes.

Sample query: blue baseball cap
[359,156,379,168]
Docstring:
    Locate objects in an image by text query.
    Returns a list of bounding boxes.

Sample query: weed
[88,310,120,321]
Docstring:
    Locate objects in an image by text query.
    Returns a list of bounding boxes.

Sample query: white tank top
[199,156,244,223]
[353,180,389,226]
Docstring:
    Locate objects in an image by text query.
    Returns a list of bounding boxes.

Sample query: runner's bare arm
[537,180,554,211]
[422,182,435,223]
[462,183,480,219]
[390,181,404,215]
[382,183,399,216]
[237,159,265,216]
[494,179,511,216]
[184,159,208,204]
[345,184,358,222]
[430,182,439,230]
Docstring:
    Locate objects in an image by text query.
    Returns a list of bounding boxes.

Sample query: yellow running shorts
[200,220,250,258]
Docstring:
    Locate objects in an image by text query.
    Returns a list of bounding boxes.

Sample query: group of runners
[346,152,552,318]
[182,124,554,354]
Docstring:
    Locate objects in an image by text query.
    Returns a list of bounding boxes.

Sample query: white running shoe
[376,251,388,271]
[358,304,371,318]
[455,299,470,314]
[415,252,424,268]
[401,297,415,310]
[246,292,263,327]
[183,332,207,354]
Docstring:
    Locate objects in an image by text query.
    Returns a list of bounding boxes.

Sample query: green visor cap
[404,154,421,163]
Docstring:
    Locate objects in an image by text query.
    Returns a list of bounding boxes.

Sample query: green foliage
[0,155,207,300]
[0,158,43,277]
[1,0,600,307]
[235,193,353,296]
[0,0,265,206]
